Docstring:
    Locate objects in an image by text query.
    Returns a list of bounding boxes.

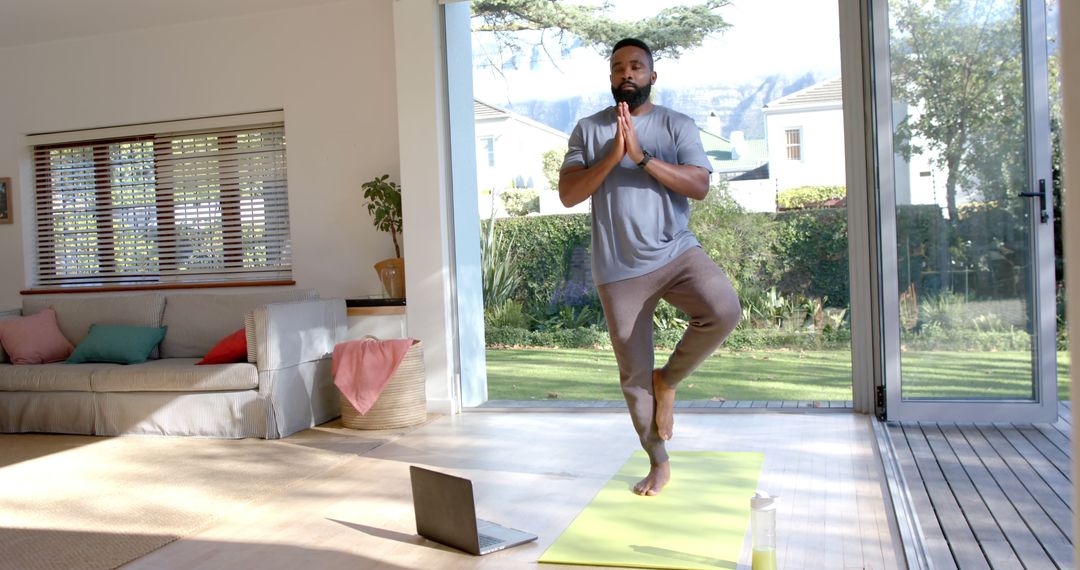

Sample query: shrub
[486,326,609,349]
[537,281,606,330]
[776,185,846,210]
[653,299,688,333]
[918,293,967,329]
[501,189,539,216]
[541,148,564,191]
[900,326,1032,351]
[486,326,538,347]
[485,300,530,329]
[481,210,519,308]
[690,187,778,295]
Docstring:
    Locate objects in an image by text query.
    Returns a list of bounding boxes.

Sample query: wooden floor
[882,402,1074,569]
[481,399,853,410]
[128,411,903,569]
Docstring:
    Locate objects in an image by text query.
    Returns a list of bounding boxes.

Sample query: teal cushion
[66,324,168,364]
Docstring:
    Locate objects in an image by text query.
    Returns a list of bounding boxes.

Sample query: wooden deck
[881,402,1074,569]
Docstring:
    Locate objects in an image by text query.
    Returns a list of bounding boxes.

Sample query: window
[785,128,802,161]
[31,117,291,289]
[480,135,496,167]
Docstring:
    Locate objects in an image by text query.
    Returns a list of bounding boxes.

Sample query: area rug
[0,424,392,570]
[539,451,764,570]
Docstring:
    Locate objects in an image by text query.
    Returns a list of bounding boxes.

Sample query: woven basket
[340,339,427,430]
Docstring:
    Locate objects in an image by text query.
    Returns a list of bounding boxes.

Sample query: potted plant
[362,174,405,299]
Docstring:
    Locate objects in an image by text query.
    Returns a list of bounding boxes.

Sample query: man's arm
[559,156,620,207]
[637,160,710,201]
[558,113,626,207]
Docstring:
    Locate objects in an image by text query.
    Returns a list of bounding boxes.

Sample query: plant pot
[374,257,406,299]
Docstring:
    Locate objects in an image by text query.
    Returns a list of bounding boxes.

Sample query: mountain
[493,73,826,139]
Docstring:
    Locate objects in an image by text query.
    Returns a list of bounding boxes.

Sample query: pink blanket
[332,337,415,415]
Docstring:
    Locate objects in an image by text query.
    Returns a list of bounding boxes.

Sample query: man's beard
[611,82,651,111]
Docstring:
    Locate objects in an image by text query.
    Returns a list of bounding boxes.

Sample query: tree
[889,0,1025,224]
[471,0,732,61]
[541,148,563,191]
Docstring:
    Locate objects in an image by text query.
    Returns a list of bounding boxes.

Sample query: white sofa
[0,288,346,439]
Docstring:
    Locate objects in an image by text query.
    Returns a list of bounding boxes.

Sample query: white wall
[727,179,776,212]
[475,115,570,217]
[0,0,400,308]
[765,105,847,191]
[393,0,457,414]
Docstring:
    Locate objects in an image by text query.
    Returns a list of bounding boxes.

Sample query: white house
[762,76,848,193]
[473,100,585,217]
[755,76,943,211]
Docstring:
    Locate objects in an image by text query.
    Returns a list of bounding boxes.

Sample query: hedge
[486,199,1061,343]
[493,214,591,313]
[776,185,846,210]
[486,325,853,351]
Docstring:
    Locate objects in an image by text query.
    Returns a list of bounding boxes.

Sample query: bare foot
[633,461,671,496]
[653,369,675,440]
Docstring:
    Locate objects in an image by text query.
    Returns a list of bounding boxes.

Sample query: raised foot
[653,369,675,441]
[633,461,671,496]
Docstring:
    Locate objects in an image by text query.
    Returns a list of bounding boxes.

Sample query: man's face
[609,46,656,110]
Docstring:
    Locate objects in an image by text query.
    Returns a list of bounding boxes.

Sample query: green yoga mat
[539,451,764,570]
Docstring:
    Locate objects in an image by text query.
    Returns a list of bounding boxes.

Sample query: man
[558,38,741,496]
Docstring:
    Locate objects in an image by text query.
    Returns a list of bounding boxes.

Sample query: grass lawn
[484,348,1072,402]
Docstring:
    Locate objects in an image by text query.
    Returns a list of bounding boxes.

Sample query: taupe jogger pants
[597,247,741,465]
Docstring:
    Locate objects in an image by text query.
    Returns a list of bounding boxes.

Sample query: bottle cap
[751,490,778,510]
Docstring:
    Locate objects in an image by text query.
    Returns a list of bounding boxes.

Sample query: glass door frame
[870,0,1058,422]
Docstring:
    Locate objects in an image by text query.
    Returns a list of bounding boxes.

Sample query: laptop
[409,465,538,555]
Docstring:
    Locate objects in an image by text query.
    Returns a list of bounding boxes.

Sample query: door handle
[1018,179,1049,223]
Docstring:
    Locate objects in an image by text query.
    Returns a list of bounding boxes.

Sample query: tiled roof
[700,129,734,159]
[765,77,843,110]
[730,162,769,181]
[474,99,510,119]
[472,99,570,138]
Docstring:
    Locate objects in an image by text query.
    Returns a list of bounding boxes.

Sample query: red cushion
[196,328,248,365]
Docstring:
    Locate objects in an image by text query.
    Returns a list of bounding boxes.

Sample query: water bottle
[750,490,778,570]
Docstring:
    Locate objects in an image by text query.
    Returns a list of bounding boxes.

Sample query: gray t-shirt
[562,105,713,285]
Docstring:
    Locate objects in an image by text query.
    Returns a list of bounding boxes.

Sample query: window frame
[784,127,803,161]
[26,111,292,293]
[480,135,496,167]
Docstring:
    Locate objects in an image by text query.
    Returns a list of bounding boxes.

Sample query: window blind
[32,121,291,288]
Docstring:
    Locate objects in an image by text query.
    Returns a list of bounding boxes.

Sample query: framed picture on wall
[0,178,10,224]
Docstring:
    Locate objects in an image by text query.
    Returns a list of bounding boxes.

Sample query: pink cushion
[196,328,248,365]
[0,308,75,365]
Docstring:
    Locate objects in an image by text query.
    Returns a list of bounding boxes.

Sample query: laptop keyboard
[478,533,502,549]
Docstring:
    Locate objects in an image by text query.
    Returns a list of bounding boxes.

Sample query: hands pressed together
[611,102,647,166]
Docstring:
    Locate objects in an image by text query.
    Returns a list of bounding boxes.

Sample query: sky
[471,0,842,102]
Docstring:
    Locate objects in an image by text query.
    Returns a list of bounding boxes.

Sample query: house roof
[704,132,768,175]
[764,77,843,111]
[730,162,770,181]
[474,100,510,120]
[473,99,569,138]
[699,129,734,159]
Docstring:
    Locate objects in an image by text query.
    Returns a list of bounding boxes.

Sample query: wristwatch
[637,149,652,169]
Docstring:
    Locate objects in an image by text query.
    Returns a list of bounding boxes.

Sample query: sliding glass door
[874,0,1057,421]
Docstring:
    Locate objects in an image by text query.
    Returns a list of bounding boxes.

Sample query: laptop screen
[410,466,481,554]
